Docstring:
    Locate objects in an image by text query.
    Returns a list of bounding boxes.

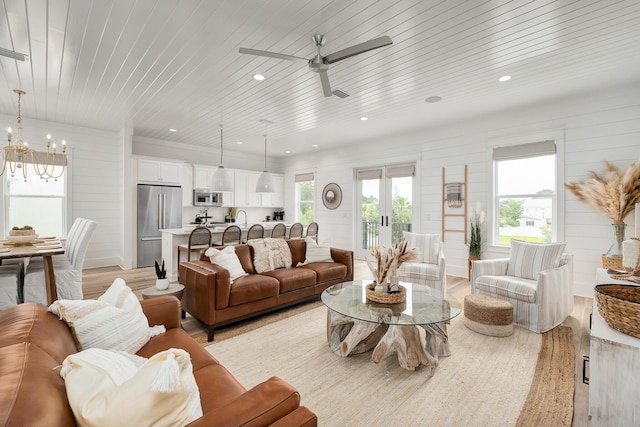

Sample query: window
[5,175,67,237]
[295,173,314,226]
[493,140,557,246]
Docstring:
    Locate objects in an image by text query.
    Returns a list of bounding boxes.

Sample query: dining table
[0,237,65,305]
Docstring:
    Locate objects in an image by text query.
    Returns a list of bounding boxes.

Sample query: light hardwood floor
[82,261,591,426]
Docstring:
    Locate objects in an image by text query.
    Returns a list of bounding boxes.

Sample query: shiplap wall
[283,82,640,297]
[0,113,124,269]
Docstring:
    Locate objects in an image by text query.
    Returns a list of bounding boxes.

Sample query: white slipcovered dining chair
[470,239,573,333]
[397,232,446,296]
[23,218,97,304]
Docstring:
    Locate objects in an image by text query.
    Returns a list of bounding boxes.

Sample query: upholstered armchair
[470,240,573,333]
[397,232,446,296]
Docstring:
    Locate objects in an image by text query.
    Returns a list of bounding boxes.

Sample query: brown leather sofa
[179,238,354,341]
[0,296,317,427]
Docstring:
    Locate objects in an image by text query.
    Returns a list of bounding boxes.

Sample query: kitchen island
[161,222,292,282]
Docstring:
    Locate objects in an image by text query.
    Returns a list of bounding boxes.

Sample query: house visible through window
[6,175,66,237]
[295,172,314,226]
[493,140,557,246]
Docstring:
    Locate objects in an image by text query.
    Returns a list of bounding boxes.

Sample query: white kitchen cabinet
[260,174,284,207]
[588,269,640,425]
[182,164,193,207]
[193,165,216,189]
[138,159,181,184]
[233,170,261,207]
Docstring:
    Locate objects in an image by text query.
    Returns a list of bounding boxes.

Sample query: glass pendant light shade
[210,126,234,192]
[255,133,275,193]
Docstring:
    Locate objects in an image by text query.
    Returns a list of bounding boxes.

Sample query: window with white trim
[294,172,314,226]
[5,175,67,237]
[493,140,557,246]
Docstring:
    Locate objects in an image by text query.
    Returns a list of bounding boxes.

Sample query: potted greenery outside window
[467,204,485,279]
[154,259,169,290]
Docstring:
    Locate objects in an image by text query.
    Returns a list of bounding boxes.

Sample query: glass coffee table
[321,280,461,374]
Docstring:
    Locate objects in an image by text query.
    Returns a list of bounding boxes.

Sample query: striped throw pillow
[48,278,153,353]
[506,239,566,280]
[403,232,440,264]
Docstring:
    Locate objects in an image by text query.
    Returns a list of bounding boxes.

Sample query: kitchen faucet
[236,210,247,227]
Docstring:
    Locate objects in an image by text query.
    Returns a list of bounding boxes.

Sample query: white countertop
[161,221,291,235]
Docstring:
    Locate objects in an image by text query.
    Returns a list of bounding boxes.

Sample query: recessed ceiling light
[425,96,442,103]
[253,74,265,81]
[169,128,177,132]
[313,144,318,148]
[285,150,291,154]
[498,75,511,82]
[236,141,243,145]
[360,116,368,121]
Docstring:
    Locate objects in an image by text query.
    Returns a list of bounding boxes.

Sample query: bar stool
[213,225,242,246]
[305,222,319,241]
[177,227,212,263]
[244,224,264,242]
[288,222,303,239]
[271,223,286,239]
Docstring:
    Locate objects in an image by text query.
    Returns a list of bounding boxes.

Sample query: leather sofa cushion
[261,268,317,293]
[192,363,248,413]
[137,328,220,372]
[229,274,280,306]
[299,262,347,283]
[0,343,76,427]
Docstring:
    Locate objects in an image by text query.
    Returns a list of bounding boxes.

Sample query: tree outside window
[295,180,314,226]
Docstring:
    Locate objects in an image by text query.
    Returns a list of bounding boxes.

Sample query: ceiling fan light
[211,166,233,192]
[256,170,274,193]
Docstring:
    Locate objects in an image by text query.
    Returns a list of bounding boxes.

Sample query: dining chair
[213,225,242,246]
[177,227,212,263]
[305,222,319,241]
[244,224,264,242]
[288,222,304,239]
[23,218,97,305]
[270,223,287,239]
[0,263,24,309]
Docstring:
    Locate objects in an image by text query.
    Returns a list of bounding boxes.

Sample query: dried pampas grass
[565,161,640,224]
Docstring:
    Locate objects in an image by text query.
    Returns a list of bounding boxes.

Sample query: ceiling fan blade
[319,70,333,97]
[238,47,308,62]
[324,35,393,64]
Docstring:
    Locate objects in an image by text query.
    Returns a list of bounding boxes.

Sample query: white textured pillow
[248,238,292,273]
[60,348,202,427]
[506,239,566,280]
[300,237,333,264]
[48,278,157,353]
[403,232,440,264]
[204,246,248,282]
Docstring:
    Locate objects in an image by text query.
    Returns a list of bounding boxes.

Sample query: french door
[355,164,415,259]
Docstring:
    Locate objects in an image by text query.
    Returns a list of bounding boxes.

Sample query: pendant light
[210,125,233,192]
[255,133,274,193]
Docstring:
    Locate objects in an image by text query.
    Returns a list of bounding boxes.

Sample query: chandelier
[2,89,67,181]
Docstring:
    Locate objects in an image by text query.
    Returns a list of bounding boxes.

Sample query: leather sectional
[179,238,354,341]
[0,296,317,426]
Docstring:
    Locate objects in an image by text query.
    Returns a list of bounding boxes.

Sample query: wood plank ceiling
[1,0,639,157]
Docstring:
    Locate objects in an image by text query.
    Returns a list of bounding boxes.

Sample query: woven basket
[602,255,623,270]
[365,283,407,304]
[594,284,640,338]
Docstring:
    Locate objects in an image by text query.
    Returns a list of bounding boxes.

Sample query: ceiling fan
[239,34,392,97]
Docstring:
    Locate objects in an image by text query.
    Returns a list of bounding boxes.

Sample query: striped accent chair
[397,232,446,295]
[470,239,573,333]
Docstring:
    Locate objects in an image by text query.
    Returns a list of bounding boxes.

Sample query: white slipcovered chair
[397,232,446,296]
[0,263,24,310]
[470,239,573,333]
[23,218,97,304]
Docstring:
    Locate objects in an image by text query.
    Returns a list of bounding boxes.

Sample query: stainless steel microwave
[193,189,223,207]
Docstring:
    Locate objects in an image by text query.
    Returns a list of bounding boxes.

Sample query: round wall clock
[322,183,342,210]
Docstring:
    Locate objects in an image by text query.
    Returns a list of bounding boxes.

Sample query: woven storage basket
[602,255,623,270]
[366,283,406,304]
[594,284,640,338]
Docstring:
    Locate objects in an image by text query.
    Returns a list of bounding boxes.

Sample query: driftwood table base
[327,310,451,374]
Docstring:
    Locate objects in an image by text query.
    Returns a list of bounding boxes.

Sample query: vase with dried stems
[565,160,640,262]
[366,239,419,293]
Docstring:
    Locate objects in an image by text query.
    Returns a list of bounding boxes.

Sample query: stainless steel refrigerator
[137,184,182,268]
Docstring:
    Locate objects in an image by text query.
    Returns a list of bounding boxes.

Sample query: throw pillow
[48,278,160,353]
[60,348,202,427]
[204,246,248,283]
[506,239,566,280]
[299,236,333,265]
[403,231,440,264]
[248,238,292,273]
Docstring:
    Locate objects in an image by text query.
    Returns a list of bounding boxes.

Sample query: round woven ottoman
[464,294,513,337]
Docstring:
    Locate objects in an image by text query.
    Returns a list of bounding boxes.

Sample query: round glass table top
[321,281,461,326]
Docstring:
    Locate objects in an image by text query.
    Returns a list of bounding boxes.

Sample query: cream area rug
[205,307,573,426]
